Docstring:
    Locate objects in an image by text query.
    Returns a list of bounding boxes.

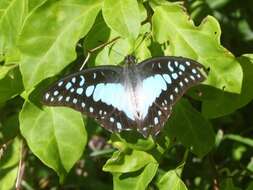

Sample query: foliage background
[0,0,253,189]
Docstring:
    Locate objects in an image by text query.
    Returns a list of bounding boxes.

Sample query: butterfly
[42,55,206,137]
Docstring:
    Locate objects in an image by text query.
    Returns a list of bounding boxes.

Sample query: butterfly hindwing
[42,66,137,133]
[137,56,206,136]
[42,56,206,137]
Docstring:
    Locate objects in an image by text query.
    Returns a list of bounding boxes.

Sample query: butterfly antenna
[80,36,121,71]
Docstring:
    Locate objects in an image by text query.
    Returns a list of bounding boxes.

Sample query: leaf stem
[80,36,121,70]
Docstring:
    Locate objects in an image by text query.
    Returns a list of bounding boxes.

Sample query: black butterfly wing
[136,56,206,137]
[42,66,137,133]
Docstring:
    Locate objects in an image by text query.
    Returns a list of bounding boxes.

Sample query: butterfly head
[125,55,137,65]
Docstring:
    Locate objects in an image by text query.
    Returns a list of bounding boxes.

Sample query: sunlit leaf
[19,0,102,90]
[19,102,87,180]
[103,149,157,173]
[0,0,28,58]
[103,0,141,39]
[156,170,187,190]
[113,162,158,190]
[152,4,243,93]
[202,54,253,118]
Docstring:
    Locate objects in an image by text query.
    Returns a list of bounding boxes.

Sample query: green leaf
[152,4,243,93]
[202,54,253,118]
[103,149,157,173]
[0,138,21,190]
[156,170,188,190]
[19,102,87,180]
[220,179,241,190]
[166,99,215,157]
[19,0,102,90]
[0,0,28,57]
[103,0,141,39]
[113,162,158,190]
[0,67,23,104]
[111,133,155,151]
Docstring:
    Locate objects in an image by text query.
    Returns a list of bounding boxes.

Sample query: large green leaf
[152,4,243,93]
[0,138,20,190]
[202,54,253,118]
[103,149,157,173]
[19,0,102,90]
[19,102,87,180]
[0,67,23,104]
[0,0,28,58]
[113,162,158,190]
[166,99,215,157]
[156,170,188,190]
[102,0,141,39]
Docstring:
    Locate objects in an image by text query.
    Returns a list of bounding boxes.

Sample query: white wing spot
[190,75,195,80]
[81,102,85,108]
[86,85,95,97]
[72,77,76,83]
[93,73,97,79]
[89,107,94,113]
[170,94,174,100]
[58,96,63,101]
[192,68,197,74]
[175,87,178,93]
[154,117,159,125]
[104,111,107,115]
[172,73,178,79]
[66,96,70,102]
[99,110,102,115]
[45,93,50,100]
[76,88,83,95]
[179,71,183,75]
[117,122,122,130]
[73,98,77,104]
[70,88,75,92]
[184,78,189,83]
[79,75,85,86]
[179,82,184,87]
[158,110,162,116]
[168,61,174,72]
[50,97,54,102]
[66,82,72,90]
[58,81,63,87]
[158,62,161,68]
[163,74,172,84]
[164,100,167,104]
[174,61,179,67]
[197,74,201,78]
[110,117,114,122]
[179,64,185,71]
[186,61,191,66]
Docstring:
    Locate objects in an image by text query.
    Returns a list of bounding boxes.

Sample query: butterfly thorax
[122,64,147,122]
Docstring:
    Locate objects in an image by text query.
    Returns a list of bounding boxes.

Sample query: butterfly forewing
[136,56,206,136]
[42,66,137,133]
[42,56,206,137]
